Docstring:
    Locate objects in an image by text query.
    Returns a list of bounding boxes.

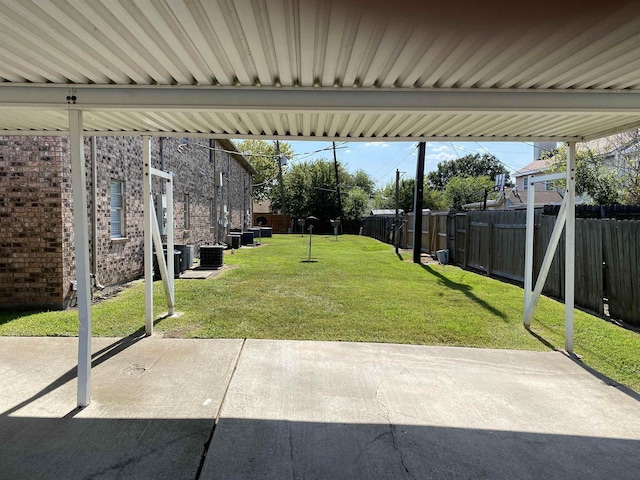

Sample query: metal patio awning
[0,0,639,141]
[1,0,640,408]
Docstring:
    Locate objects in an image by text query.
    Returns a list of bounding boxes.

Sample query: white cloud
[363,142,390,148]
[428,144,452,153]
[426,151,457,163]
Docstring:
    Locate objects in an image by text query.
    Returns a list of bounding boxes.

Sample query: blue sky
[287,141,537,187]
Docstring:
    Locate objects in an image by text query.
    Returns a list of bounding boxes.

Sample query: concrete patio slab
[1,337,638,479]
[0,336,243,480]
[201,340,640,480]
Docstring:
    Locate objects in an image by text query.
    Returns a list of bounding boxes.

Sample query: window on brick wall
[110,179,124,238]
[184,193,190,229]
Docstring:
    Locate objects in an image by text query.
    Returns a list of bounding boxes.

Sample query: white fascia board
[2,84,640,115]
[0,128,582,142]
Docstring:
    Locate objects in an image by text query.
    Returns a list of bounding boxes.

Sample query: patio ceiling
[1,0,640,141]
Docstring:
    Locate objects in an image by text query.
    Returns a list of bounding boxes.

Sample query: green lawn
[1,234,638,392]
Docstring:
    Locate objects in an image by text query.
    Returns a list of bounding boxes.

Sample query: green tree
[444,175,494,210]
[235,139,293,202]
[342,186,370,222]
[278,159,376,223]
[375,178,445,213]
[351,169,375,195]
[550,144,623,205]
[428,154,510,190]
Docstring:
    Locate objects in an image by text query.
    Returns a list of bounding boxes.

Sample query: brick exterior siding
[1,136,253,310]
[0,136,68,310]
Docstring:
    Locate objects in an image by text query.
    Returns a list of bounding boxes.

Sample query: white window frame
[110,179,124,238]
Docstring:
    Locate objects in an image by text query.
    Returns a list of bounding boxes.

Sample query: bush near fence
[363,208,640,327]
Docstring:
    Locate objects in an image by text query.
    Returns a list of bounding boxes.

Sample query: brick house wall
[0,136,68,309]
[1,136,253,311]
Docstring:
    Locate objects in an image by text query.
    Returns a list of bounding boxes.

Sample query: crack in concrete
[373,370,417,480]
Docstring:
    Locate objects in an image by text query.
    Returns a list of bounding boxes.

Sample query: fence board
[605,220,640,325]
[455,214,466,267]
[575,219,603,314]
[372,209,638,326]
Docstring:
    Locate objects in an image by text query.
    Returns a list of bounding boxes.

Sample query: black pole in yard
[394,169,400,254]
[413,142,426,264]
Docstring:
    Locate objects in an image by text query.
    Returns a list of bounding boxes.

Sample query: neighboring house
[513,158,558,193]
[0,136,254,311]
[463,187,563,210]
[252,199,291,233]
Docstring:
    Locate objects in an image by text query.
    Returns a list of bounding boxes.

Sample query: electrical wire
[177,139,347,162]
[375,149,417,184]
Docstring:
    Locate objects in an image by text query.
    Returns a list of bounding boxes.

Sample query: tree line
[238,137,640,228]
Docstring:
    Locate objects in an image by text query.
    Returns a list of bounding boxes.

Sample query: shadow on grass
[564,353,640,403]
[526,328,558,351]
[0,311,37,326]
[420,264,507,320]
[1,330,148,417]
[527,320,639,400]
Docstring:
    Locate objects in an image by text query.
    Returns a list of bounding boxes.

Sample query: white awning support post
[523,176,535,325]
[565,142,576,354]
[149,166,175,314]
[143,136,154,335]
[143,139,175,333]
[524,196,568,326]
[166,171,175,310]
[69,109,92,408]
[523,171,570,328]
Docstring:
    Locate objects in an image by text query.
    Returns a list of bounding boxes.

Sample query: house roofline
[218,138,257,176]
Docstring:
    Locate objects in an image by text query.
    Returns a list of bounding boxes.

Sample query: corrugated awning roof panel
[1,0,640,140]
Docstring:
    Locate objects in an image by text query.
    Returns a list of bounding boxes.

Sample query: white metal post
[565,142,576,354]
[69,110,92,408]
[166,172,174,307]
[143,137,153,335]
[524,197,568,326]
[524,175,535,324]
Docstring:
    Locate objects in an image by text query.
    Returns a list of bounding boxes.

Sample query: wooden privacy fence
[363,208,639,326]
[461,210,639,327]
[361,216,395,244]
[403,211,455,260]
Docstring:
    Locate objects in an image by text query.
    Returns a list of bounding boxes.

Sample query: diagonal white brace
[524,195,568,327]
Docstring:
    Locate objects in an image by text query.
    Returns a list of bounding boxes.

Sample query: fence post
[487,220,493,277]
[464,213,471,269]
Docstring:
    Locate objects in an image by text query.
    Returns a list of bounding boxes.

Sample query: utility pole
[413,142,426,264]
[394,169,400,254]
[332,142,343,222]
[276,141,286,224]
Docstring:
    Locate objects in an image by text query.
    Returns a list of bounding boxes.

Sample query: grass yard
[1,234,638,392]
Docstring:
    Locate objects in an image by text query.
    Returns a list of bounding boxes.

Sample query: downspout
[160,137,165,193]
[90,136,104,291]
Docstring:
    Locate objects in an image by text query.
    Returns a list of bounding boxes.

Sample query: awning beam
[3,85,640,115]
